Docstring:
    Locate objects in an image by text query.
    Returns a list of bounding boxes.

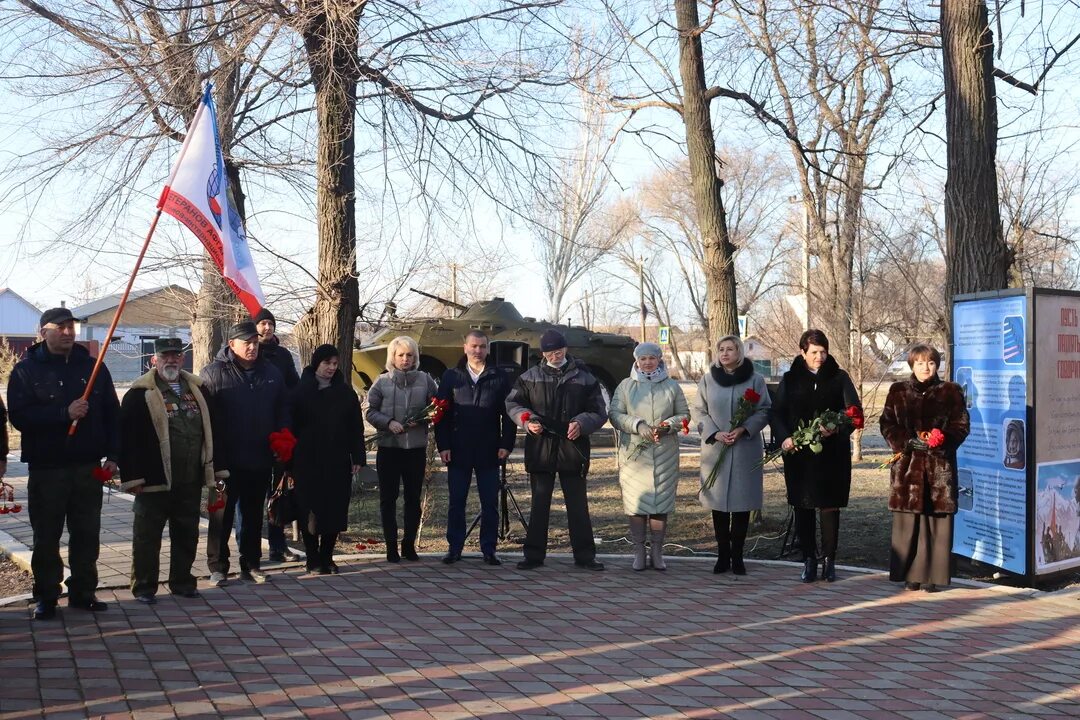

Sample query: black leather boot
[801,557,817,583]
[822,556,836,582]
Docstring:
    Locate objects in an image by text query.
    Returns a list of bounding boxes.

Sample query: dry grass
[344,447,896,570]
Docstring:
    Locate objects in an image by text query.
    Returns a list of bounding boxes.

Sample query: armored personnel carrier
[352,293,637,395]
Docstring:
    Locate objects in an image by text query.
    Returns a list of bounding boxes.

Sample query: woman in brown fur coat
[879,344,970,592]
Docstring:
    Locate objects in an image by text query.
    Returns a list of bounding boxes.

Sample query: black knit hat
[253,308,275,325]
[539,329,567,352]
[40,307,74,328]
[310,344,339,370]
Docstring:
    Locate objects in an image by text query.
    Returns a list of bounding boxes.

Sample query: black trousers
[795,507,840,560]
[207,467,270,574]
[376,447,426,550]
[523,471,596,563]
[27,462,101,604]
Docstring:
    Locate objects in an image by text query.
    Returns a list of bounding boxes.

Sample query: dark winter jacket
[7,341,120,466]
[119,370,219,492]
[435,357,516,469]
[879,375,970,515]
[505,356,607,475]
[199,345,290,473]
[289,367,365,534]
[258,336,299,389]
[770,355,861,508]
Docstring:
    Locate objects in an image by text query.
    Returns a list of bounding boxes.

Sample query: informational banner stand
[951,288,1080,585]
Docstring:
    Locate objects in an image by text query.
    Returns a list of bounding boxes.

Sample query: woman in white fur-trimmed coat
[608,342,690,572]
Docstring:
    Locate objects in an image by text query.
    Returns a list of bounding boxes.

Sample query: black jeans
[207,467,270,574]
[376,447,426,551]
[27,462,101,604]
[523,471,596,563]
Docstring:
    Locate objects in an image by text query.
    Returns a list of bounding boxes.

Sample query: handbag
[267,473,299,527]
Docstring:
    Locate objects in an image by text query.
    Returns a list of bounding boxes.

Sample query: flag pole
[68,95,210,436]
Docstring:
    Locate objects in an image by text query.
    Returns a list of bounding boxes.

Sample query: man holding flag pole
[57,82,273,591]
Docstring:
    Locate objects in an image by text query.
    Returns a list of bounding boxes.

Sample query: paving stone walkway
[2,460,1080,719]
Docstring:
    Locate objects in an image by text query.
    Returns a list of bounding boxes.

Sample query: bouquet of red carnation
[879,427,946,468]
[269,428,297,463]
[0,480,22,515]
[365,396,449,450]
[757,405,862,469]
[701,388,763,493]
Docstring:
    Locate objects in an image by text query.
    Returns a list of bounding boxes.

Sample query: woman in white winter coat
[608,343,690,571]
[692,335,771,575]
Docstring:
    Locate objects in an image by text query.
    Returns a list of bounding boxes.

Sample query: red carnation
[92,466,113,484]
[520,411,532,423]
[743,388,761,404]
[926,428,946,448]
[845,405,865,430]
[269,428,297,463]
[681,418,690,435]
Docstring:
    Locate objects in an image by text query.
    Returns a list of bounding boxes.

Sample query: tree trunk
[941,0,1010,311]
[293,5,361,373]
[674,0,738,341]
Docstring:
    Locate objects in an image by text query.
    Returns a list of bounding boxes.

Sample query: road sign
[658,326,670,345]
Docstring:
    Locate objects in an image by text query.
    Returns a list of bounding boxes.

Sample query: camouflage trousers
[130,480,203,597]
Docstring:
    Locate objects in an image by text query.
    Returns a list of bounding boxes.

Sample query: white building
[0,288,42,337]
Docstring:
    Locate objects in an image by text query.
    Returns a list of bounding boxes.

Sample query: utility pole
[638,256,647,342]
[802,202,811,331]
[450,263,459,318]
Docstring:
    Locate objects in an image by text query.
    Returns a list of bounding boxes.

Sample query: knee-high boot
[649,514,667,571]
[731,511,750,575]
[820,509,839,582]
[711,511,730,573]
[628,515,647,571]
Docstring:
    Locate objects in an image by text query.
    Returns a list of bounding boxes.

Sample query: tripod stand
[466,461,530,541]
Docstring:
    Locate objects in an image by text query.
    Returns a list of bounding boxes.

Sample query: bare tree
[530,78,626,322]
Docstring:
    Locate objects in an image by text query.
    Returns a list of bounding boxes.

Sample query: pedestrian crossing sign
[658,326,670,345]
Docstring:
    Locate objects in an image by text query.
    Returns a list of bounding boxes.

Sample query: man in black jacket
[253,307,301,562]
[201,321,290,585]
[435,330,516,565]
[120,338,219,603]
[505,330,608,571]
[7,307,120,620]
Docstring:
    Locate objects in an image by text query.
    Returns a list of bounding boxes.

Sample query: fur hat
[634,342,662,359]
[310,343,339,369]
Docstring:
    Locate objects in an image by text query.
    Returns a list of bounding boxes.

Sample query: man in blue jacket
[435,330,516,565]
[7,307,120,620]
[201,321,290,585]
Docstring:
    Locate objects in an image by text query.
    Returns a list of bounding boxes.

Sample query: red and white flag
[159,85,265,315]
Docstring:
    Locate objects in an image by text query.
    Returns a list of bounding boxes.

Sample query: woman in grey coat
[608,343,690,571]
[692,335,771,575]
[365,336,438,563]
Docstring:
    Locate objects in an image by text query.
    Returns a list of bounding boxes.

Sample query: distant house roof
[71,287,163,320]
[71,285,196,327]
[0,287,41,312]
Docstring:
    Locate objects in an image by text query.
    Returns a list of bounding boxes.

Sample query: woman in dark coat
[879,344,969,592]
[770,329,861,583]
[290,344,365,574]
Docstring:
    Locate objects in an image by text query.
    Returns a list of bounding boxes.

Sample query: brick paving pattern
[2,461,1080,718]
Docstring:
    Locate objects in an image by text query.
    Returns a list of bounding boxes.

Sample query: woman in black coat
[770,329,862,583]
[290,344,365,574]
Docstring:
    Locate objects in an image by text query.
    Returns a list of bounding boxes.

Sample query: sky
[1,2,1079,332]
